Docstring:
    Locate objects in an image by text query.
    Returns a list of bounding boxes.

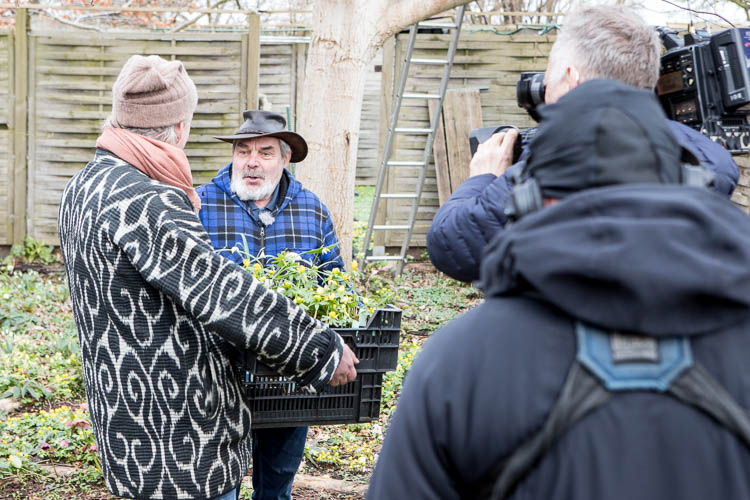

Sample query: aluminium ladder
[361,6,465,275]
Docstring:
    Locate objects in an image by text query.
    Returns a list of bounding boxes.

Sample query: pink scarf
[96,127,201,212]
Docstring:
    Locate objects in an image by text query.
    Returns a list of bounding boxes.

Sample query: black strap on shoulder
[473,362,611,499]
[475,357,750,500]
[668,363,750,450]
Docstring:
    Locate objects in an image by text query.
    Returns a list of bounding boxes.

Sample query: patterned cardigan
[58,149,343,499]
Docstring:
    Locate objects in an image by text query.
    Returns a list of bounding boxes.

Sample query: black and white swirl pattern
[58,150,343,499]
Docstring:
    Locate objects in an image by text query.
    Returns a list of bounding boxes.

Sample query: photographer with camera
[369,75,750,500]
[426,5,740,284]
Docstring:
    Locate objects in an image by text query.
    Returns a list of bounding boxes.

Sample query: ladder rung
[372,225,410,230]
[410,58,449,65]
[365,255,405,261]
[380,193,418,199]
[418,22,457,29]
[394,128,432,134]
[402,93,441,100]
[387,161,425,167]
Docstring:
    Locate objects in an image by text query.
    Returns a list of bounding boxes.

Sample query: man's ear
[566,65,582,91]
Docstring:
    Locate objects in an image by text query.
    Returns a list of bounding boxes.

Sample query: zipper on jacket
[260,226,265,252]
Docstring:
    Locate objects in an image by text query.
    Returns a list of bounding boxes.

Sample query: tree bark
[296,0,472,267]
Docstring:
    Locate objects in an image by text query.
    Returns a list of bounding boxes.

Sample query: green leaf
[9,455,22,469]
[26,385,39,400]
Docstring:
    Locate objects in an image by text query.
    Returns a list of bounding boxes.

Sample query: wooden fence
[3,9,264,246]
[0,27,11,246]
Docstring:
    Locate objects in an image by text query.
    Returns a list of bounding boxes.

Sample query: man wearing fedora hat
[197,109,344,500]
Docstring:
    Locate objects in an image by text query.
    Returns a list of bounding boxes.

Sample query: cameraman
[426,5,740,283]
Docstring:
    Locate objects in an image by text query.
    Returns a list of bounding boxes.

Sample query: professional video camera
[468,72,543,163]
[656,27,750,153]
[471,26,750,159]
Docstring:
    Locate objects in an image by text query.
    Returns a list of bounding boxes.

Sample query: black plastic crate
[241,307,401,428]
[248,372,384,428]
[242,306,401,376]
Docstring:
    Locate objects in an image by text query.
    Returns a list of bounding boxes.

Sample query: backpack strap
[669,363,750,449]
[473,361,610,499]
[474,322,750,500]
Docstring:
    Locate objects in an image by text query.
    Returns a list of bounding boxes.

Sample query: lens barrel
[517,72,546,120]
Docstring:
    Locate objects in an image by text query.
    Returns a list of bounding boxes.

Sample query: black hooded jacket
[369,186,750,499]
[368,81,750,500]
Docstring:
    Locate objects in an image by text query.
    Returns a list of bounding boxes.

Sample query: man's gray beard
[231,171,277,202]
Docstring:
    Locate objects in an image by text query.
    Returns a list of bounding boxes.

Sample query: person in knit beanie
[57,54,359,500]
[98,54,201,208]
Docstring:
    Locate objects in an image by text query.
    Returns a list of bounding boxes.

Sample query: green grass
[0,255,480,497]
[354,185,374,223]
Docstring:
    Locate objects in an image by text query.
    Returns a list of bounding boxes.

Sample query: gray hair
[547,5,661,90]
[232,137,292,158]
[103,116,179,145]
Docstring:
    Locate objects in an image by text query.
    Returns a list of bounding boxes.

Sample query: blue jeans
[212,484,241,500]
[251,426,308,500]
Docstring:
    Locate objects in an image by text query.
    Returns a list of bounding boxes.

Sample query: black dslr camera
[657,27,750,153]
[469,72,544,163]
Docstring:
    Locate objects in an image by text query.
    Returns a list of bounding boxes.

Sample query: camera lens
[517,72,546,122]
[517,72,546,110]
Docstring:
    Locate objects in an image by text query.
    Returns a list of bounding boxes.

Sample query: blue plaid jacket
[197,163,344,271]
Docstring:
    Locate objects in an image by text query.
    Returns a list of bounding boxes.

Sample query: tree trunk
[296,0,472,267]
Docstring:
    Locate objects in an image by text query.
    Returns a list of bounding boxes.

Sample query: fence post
[12,7,28,245]
[246,12,260,110]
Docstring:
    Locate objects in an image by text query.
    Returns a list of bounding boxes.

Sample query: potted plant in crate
[231,240,401,428]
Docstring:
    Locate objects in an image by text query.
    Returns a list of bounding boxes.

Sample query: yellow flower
[242,259,250,268]
[351,260,358,271]
[329,311,338,319]
[283,281,292,290]
[298,265,307,274]
[294,296,303,305]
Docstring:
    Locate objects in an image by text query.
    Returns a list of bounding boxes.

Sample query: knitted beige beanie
[112,55,198,128]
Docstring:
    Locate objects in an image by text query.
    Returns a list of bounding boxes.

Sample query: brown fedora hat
[215,109,308,163]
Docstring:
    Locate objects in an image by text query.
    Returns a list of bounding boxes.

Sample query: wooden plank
[374,36,396,247]
[26,32,38,243]
[31,31,245,42]
[294,42,306,129]
[428,100,451,206]
[246,12,261,110]
[12,8,27,245]
[444,89,483,198]
[3,28,12,244]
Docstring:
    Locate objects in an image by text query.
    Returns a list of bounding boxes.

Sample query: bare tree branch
[722,0,750,22]
[43,9,104,31]
[170,0,234,32]
[378,0,472,42]
[660,0,736,26]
